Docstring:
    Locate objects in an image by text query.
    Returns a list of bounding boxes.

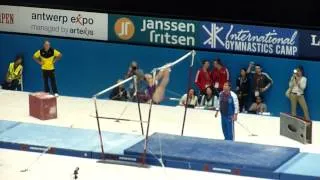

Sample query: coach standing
[215,82,239,141]
[33,40,62,96]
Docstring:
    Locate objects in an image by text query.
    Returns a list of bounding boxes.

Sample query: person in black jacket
[247,63,273,100]
[236,68,250,112]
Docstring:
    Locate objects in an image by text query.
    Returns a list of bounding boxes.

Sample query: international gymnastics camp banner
[197,22,299,57]
[0,5,108,40]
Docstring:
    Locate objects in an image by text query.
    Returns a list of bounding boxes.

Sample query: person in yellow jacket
[33,40,62,96]
[2,56,23,90]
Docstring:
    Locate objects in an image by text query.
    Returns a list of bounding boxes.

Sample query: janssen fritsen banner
[198,22,299,57]
[0,5,108,40]
[108,14,197,48]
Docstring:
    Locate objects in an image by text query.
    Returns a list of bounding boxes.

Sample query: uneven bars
[92,75,137,160]
[93,76,134,98]
[142,50,196,164]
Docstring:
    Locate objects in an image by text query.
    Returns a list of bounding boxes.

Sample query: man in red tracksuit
[211,58,230,92]
[195,60,212,95]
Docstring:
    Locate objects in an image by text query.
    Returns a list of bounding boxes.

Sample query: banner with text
[0,5,108,40]
[1,5,319,59]
[0,5,20,32]
[108,14,197,48]
[197,22,299,57]
[299,30,320,59]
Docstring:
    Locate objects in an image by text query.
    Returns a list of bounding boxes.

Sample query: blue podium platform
[0,120,319,179]
[124,133,300,179]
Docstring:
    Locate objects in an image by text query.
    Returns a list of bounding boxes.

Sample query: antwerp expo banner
[0,5,108,40]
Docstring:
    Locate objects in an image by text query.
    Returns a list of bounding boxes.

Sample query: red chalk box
[29,92,57,120]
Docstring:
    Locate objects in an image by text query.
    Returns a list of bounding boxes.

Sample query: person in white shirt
[179,88,198,108]
[200,86,218,110]
[288,66,310,120]
[249,96,267,114]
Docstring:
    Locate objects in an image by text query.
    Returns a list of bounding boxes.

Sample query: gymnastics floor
[1,90,320,179]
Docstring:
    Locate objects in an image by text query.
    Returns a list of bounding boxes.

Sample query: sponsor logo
[118,156,137,162]
[0,6,108,40]
[232,169,241,175]
[140,18,196,46]
[311,34,320,47]
[299,30,320,59]
[29,11,96,37]
[29,146,49,151]
[31,12,94,25]
[201,23,298,56]
[212,167,231,173]
[0,12,14,24]
[20,144,28,151]
[114,17,135,40]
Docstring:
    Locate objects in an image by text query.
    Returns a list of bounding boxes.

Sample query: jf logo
[114,17,135,40]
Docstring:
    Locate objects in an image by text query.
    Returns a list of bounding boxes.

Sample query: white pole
[156,50,193,71]
[190,50,196,67]
[93,76,134,98]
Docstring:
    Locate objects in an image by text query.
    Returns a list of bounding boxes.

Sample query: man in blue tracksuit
[215,82,239,141]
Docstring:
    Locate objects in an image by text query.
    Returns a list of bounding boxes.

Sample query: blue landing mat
[125,133,300,178]
[276,153,320,180]
[0,120,143,157]
[0,120,21,134]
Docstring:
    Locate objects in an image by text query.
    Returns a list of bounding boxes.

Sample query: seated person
[179,88,198,108]
[109,79,128,101]
[125,61,145,102]
[200,86,218,110]
[2,56,23,90]
[248,96,267,114]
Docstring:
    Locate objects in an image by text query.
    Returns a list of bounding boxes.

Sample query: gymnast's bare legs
[152,68,170,103]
